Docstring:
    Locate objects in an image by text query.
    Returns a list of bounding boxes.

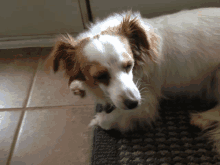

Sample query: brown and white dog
[45,8,220,153]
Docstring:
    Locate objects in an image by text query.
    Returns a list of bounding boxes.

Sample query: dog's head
[45,12,159,110]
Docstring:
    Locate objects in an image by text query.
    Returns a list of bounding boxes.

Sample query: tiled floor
[0,47,95,165]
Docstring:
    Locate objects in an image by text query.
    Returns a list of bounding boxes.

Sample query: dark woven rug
[91,98,220,165]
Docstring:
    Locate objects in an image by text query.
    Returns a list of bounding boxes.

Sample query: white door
[0,0,84,37]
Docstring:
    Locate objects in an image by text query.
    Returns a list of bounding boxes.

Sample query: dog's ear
[44,39,85,85]
[119,14,160,65]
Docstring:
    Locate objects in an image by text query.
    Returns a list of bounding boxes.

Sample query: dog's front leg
[69,80,86,98]
[190,105,220,129]
[89,97,159,132]
[190,104,220,154]
[89,109,122,130]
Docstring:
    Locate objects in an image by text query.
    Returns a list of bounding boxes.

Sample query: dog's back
[143,8,220,99]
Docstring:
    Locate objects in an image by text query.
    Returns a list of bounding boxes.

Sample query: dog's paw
[89,112,115,130]
[190,113,215,129]
[89,115,99,128]
[69,80,86,98]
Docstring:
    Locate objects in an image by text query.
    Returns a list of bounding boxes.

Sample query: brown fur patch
[44,40,76,75]
[44,36,90,85]
[68,37,91,85]
[122,52,133,61]
[122,58,133,68]
[98,13,160,69]
[89,62,110,86]
[93,34,100,39]
[100,27,119,36]
[119,14,160,67]
[89,63,107,77]
[120,36,134,59]
[147,29,160,63]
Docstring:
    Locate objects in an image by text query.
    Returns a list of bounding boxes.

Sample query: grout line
[6,48,45,165]
[6,110,25,165]
[5,102,95,165]
[0,104,95,112]
[22,47,43,108]
[4,47,95,164]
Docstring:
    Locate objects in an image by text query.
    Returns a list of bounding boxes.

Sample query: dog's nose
[124,99,138,109]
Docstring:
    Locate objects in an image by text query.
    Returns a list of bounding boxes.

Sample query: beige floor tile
[10,105,95,165]
[0,111,22,164]
[0,48,42,108]
[27,48,94,107]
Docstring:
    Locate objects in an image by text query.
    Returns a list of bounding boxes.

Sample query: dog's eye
[95,73,109,81]
[124,64,132,72]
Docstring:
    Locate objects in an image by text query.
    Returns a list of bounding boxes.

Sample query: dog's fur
[45,8,220,153]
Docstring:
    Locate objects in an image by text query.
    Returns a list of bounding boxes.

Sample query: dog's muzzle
[96,103,116,113]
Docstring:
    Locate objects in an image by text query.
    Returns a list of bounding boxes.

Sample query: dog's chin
[96,103,116,113]
[115,104,139,110]
[104,103,137,112]
[104,104,116,113]
[115,101,141,110]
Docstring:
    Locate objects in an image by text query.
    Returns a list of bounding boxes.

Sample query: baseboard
[0,33,78,49]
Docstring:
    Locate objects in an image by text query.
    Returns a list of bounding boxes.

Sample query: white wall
[90,0,220,19]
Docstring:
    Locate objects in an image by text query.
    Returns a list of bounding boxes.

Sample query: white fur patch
[83,35,127,67]
[76,11,152,40]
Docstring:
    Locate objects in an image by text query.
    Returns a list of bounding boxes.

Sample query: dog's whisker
[137,84,143,89]
[140,88,148,92]
[140,87,148,91]
[140,97,147,104]
[140,92,149,95]
[135,78,141,86]
[140,89,149,93]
